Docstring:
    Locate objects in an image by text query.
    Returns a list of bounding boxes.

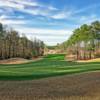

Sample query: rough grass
[0,72,100,100]
[0,54,99,80]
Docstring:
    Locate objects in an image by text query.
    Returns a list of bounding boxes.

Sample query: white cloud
[11,26,72,45]
[78,14,100,24]
[74,3,100,14]
[0,0,57,18]
[51,11,72,19]
[51,13,66,19]
[11,0,58,11]
[37,36,68,46]
[0,0,100,20]
[0,15,8,19]
[48,6,58,11]
[51,3,100,20]
[22,8,49,16]
[0,19,26,25]
[0,14,25,20]
[9,0,39,7]
[0,0,24,10]
[14,27,72,35]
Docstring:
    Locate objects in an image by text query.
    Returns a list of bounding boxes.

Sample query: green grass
[0,54,100,80]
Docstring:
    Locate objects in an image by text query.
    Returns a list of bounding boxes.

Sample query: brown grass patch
[0,58,31,64]
[77,58,100,63]
[0,57,42,64]
[0,72,100,100]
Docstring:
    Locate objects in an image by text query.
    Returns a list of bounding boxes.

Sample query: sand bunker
[0,58,32,64]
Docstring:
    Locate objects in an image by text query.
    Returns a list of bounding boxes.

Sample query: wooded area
[0,23,44,60]
[60,21,100,60]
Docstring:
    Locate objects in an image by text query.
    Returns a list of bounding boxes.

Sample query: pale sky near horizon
[0,0,100,45]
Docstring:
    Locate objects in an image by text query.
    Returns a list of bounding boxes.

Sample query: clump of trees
[0,23,44,60]
[60,21,100,60]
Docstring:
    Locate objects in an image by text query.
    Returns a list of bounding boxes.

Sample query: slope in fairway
[0,54,100,80]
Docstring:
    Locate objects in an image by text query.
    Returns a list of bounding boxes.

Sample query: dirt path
[0,72,100,100]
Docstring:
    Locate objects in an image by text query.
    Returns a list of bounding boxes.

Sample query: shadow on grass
[0,69,100,81]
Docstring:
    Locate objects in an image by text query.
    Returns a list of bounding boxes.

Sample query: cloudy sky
[0,0,100,45]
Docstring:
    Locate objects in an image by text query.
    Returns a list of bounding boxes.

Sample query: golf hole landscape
[0,0,100,100]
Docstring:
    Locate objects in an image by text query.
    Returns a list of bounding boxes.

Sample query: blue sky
[0,0,100,45]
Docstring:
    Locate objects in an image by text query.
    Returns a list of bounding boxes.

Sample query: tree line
[60,21,100,60]
[0,23,44,60]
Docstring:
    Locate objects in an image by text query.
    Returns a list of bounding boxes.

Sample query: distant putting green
[0,54,100,80]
